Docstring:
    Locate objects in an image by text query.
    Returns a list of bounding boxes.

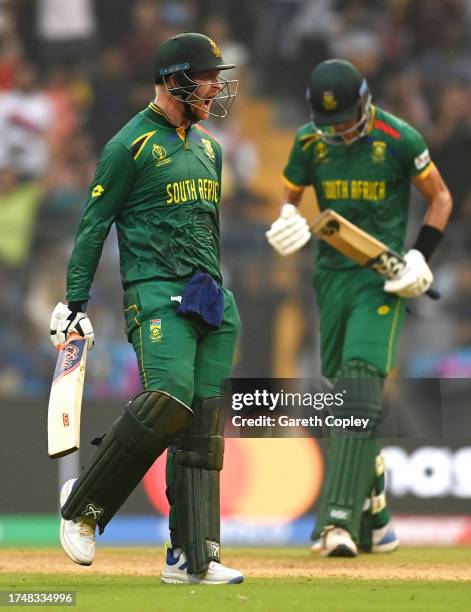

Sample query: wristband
[412,225,444,261]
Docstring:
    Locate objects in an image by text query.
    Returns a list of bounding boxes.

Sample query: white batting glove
[50,302,95,350]
[266,204,311,256]
[383,249,433,298]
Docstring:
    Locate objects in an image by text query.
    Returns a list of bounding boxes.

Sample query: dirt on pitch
[1,549,470,582]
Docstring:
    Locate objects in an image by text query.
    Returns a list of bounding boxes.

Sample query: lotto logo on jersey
[414,148,430,171]
[149,319,162,342]
[91,184,104,198]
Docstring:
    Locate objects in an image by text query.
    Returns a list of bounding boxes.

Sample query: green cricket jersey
[67,102,223,302]
[283,106,433,269]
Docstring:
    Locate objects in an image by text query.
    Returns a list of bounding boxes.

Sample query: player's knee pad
[61,391,194,532]
[173,396,225,575]
[331,360,385,435]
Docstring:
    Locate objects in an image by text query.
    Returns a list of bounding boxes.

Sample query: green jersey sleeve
[283,131,311,190]
[66,142,136,302]
[399,123,432,179]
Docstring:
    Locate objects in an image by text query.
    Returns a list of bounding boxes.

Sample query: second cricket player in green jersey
[267,59,452,558]
[67,101,224,302]
[283,105,433,270]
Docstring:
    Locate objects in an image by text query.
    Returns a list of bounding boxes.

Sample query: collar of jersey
[144,102,193,135]
[142,102,177,128]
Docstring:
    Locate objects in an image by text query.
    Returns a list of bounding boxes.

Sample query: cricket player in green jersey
[49,33,244,584]
[267,59,452,557]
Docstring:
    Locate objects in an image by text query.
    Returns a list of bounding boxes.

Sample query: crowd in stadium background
[1,0,470,399]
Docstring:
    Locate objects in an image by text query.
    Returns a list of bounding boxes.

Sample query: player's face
[187,70,224,120]
[332,119,359,144]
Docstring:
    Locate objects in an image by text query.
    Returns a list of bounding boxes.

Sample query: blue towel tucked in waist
[177,271,224,329]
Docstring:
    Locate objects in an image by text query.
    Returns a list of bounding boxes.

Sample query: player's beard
[183,97,212,123]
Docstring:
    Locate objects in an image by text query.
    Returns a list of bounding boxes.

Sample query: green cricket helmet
[306,59,372,144]
[154,32,238,118]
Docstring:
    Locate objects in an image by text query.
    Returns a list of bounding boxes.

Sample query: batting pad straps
[176,434,224,470]
[332,360,385,434]
[61,391,193,532]
[174,396,225,575]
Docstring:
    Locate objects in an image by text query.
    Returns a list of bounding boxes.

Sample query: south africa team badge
[150,319,162,342]
[201,138,215,160]
[371,141,386,164]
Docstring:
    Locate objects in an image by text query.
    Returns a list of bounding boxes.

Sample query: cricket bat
[311,209,440,299]
[47,333,88,458]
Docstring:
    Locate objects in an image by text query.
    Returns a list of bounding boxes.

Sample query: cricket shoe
[320,526,358,557]
[161,547,244,584]
[59,478,96,566]
[310,538,321,553]
[371,523,399,553]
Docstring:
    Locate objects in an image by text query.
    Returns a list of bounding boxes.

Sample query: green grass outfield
[1,547,470,611]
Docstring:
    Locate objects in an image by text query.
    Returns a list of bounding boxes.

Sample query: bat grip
[426,287,441,300]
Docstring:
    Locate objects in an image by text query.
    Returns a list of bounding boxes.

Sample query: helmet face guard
[163,70,238,119]
[310,79,372,145]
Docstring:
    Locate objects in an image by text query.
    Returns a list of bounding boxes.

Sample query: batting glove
[50,302,95,350]
[383,249,433,298]
[266,204,311,256]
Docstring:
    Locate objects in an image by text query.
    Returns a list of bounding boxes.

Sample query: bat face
[47,334,88,458]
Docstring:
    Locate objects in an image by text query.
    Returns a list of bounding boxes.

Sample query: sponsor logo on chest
[321,179,386,201]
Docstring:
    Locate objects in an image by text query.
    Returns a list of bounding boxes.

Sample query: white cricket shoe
[310,538,321,553]
[320,526,358,558]
[372,523,399,553]
[161,547,244,584]
[59,478,96,566]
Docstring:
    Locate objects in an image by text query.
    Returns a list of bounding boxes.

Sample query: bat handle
[426,287,441,300]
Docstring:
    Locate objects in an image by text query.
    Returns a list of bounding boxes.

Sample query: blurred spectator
[36,0,97,67]
[380,71,431,132]
[123,0,163,85]
[34,133,95,255]
[45,67,80,155]
[401,0,471,86]
[0,62,53,179]
[0,1,22,91]
[0,165,42,267]
[203,13,249,79]
[88,47,132,152]
[208,120,258,199]
[428,82,471,219]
